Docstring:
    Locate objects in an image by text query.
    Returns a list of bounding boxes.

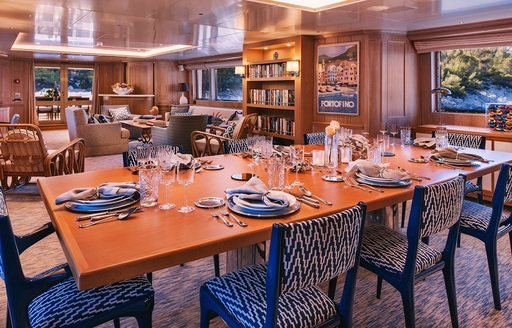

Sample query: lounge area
[1,1,512,327]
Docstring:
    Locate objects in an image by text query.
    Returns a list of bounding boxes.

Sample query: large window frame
[191,64,243,104]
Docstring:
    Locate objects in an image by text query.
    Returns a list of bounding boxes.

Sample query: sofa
[65,107,130,157]
[164,105,242,123]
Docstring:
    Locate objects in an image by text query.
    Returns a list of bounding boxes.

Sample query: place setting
[429,147,489,167]
[345,160,413,190]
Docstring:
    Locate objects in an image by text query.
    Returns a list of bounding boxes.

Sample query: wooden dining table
[38,145,512,290]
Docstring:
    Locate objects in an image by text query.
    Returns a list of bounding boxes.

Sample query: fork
[349,177,384,193]
[210,211,233,227]
[345,177,372,193]
[219,209,248,227]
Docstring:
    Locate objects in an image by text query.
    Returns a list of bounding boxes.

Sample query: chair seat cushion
[121,127,130,139]
[460,200,509,232]
[28,276,153,328]
[204,264,337,328]
[464,180,482,194]
[361,225,442,274]
[194,137,221,154]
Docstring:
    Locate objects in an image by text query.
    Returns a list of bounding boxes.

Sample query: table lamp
[178,83,189,105]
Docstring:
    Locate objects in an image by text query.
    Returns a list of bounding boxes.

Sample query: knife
[296,197,321,208]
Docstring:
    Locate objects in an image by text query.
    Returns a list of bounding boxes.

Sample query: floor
[2,130,512,327]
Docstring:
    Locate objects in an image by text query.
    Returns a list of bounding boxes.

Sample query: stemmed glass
[379,122,388,136]
[246,135,260,176]
[177,159,196,213]
[291,146,304,187]
[390,124,398,146]
[259,136,274,163]
[283,147,294,190]
[158,149,176,210]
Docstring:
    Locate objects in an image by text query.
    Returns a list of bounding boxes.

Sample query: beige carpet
[2,130,512,327]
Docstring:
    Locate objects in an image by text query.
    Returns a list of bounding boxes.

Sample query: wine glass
[158,149,176,210]
[283,147,294,190]
[390,124,398,146]
[291,146,304,187]
[379,122,388,136]
[259,136,274,163]
[246,135,259,175]
[177,159,196,213]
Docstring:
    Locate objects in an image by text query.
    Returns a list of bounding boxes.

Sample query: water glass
[158,150,177,210]
[267,156,285,190]
[400,126,412,147]
[177,159,196,213]
[139,164,159,207]
[340,146,352,163]
[311,150,325,166]
[435,127,449,148]
[324,134,339,169]
[368,143,382,164]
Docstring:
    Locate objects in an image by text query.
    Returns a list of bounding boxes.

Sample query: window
[215,67,242,101]
[438,47,512,113]
[195,69,210,100]
[192,66,242,102]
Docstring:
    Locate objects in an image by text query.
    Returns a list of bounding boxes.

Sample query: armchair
[191,113,257,157]
[0,123,85,190]
[65,107,130,157]
[152,114,208,154]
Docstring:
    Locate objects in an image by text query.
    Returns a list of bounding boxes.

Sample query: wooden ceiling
[0,0,511,61]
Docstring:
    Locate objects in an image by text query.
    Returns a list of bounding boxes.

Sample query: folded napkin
[431,147,488,162]
[225,177,289,209]
[350,134,368,147]
[55,182,138,205]
[345,160,409,181]
[414,137,436,149]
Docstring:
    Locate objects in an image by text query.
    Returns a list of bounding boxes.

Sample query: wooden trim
[194,99,242,109]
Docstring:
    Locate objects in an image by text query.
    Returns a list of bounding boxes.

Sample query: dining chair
[223,138,249,154]
[304,131,326,145]
[0,189,155,328]
[459,163,512,310]
[122,144,183,167]
[153,114,208,154]
[200,202,367,328]
[360,175,466,328]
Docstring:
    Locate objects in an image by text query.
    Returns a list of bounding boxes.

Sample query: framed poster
[317,42,360,116]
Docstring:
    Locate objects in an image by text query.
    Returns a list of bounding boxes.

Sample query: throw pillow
[95,114,110,124]
[173,112,192,116]
[88,116,100,124]
[222,121,237,138]
[108,107,132,121]
[227,110,243,122]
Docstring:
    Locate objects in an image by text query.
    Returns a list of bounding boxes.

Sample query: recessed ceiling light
[264,47,268,50]
[459,21,465,24]
[367,5,389,11]
[0,51,8,57]
[286,43,291,47]
[248,0,365,12]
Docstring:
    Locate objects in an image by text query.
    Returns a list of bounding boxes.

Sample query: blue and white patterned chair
[459,163,512,310]
[200,203,367,328]
[0,189,155,328]
[224,138,249,154]
[304,132,326,145]
[361,175,466,328]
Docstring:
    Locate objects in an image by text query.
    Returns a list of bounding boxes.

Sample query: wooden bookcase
[243,36,314,144]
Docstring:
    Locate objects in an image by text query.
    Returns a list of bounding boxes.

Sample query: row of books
[256,115,295,136]
[248,89,295,106]
[248,63,285,78]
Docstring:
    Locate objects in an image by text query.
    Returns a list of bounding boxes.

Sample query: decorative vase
[324,134,339,169]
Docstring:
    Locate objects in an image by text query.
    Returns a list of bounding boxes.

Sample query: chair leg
[146,272,153,284]
[135,310,153,328]
[328,278,337,300]
[400,289,416,328]
[376,276,383,299]
[457,232,461,248]
[477,191,483,204]
[401,201,407,228]
[485,242,502,310]
[509,231,512,256]
[114,318,120,328]
[6,308,11,328]
[213,254,220,277]
[443,265,459,328]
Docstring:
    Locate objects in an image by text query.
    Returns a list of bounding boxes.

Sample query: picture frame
[316,42,360,116]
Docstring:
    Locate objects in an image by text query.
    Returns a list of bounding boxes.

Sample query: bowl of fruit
[111,82,134,95]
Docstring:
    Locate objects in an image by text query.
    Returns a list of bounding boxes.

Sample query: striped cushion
[304,132,325,145]
[460,200,509,232]
[28,276,153,328]
[204,264,337,328]
[361,225,442,274]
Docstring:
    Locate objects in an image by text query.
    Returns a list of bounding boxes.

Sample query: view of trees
[35,67,93,97]
[215,67,242,101]
[440,47,512,113]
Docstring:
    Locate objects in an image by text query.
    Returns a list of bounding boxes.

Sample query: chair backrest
[165,115,208,153]
[265,203,366,326]
[170,105,190,115]
[232,113,258,140]
[101,104,131,117]
[0,189,33,327]
[0,124,48,175]
[431,131,486,149]
[65,107,88,141]
[123,144,183,167]
[10,114,20,124]
[224,138,249,154]
[487,163,512,234]
[404,175,465,275]
[304,132,326,145]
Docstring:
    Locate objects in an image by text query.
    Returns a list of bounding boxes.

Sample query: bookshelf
[242,36,314,144]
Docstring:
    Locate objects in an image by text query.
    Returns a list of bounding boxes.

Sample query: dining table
[37,144,512,290]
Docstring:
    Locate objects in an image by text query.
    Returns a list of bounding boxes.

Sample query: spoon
[79,207,141,228]
[219,209,248,227]
[299,186,332,205]
[211,212,233,227]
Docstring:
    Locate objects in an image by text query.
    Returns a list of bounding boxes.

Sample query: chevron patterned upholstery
[28,276,154,328]
[281,206,364,293]
[304,132,325,145]
[465,180,482,194]
[124,144,182,167]
[204,264,336,328]
[460,200,510,232]
[420,175,465,237]
[361,225,442,274]
[447,132,485,149]
[505,166,512,203]
[224,138,249,154]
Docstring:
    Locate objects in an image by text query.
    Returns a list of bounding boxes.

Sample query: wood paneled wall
[313,32,419,134]
[0,59,33,123]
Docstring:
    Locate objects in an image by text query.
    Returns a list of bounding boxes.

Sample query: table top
[37,145,512,290]
[415,124,512,142]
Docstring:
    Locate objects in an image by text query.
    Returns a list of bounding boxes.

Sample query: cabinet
[243,36,314,144]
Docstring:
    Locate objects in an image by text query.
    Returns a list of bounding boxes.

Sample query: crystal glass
[400,126,412,147]
[259,136,274,163]
[177,159,196,213]
[311,150,325,167]
[389,124,398,146]
[291,146,304,187]
[139,164,159,207]
[435,126,449,148]
[284,148,294,190]
[158,150,177,210]
[267,156,284,190]
[368,142,382,164]
[340,146,352,163]
[379,122,388,136]
[324,134,339,170]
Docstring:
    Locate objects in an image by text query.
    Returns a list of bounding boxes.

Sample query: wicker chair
[0,124,85,190]
[191,113,258,157]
